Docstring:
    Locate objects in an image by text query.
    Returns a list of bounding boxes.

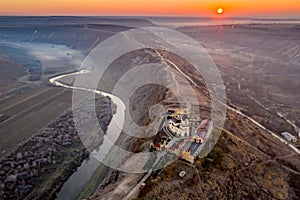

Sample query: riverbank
[0,111,85,199]
[0,93,114,199]
[77,162,110,199]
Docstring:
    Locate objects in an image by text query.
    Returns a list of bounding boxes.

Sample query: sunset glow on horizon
[0,0,299,17]
[217,8,224,15]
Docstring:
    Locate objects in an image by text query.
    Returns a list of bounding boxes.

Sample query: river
[50,71,126,200]
[51,54,300,199]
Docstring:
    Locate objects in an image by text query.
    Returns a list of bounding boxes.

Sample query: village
[150,109,213,164]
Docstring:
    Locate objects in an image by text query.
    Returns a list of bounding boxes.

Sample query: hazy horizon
[0,15,299,19]
[1,0,300,18]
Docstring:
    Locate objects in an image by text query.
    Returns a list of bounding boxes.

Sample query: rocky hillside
[136,40,300,199]
[88,28,300,199]
[138,108,300,199]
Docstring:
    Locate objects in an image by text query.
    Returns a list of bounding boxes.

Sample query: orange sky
[0,0,300,17]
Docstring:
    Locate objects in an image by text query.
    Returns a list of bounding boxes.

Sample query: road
[122,172,152,199]
[221,128,300,175]
[155,50,300,155]
[48,47,300,199]
[231,76,300,135]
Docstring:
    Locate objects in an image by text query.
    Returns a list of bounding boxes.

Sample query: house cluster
[0,111,82,199]
[150,109,213,163]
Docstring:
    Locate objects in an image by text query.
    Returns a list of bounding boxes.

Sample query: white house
[281,132,298,143]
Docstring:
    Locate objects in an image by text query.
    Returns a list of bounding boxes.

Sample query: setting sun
[0,0,300,16]
[217,8,224,14]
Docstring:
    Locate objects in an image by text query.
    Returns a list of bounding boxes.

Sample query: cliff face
[136,42,300,199]
[90,40,300,199]
[84,49,172,199]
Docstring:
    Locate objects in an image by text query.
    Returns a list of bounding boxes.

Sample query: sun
[217,8,224,14]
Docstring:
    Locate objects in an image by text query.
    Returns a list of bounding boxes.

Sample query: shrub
[202,146,225,170]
